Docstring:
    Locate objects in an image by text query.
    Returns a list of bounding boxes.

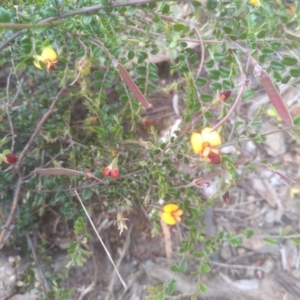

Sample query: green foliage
[1,0,300,298]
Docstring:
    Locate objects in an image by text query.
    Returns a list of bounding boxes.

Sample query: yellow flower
[161,204,183,225]
[191,127,221,155]
[34,47,58,72]
[249,0,261,7]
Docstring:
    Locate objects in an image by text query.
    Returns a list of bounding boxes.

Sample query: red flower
[103,167,111,177]
[110,169,119,179]
[219,90,232,102]
[143,119,152,127]
[3,153,18,165]
[103,157,119,179]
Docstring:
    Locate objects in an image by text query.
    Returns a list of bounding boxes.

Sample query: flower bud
[110,169,119,179]
[219,90,232,102]
[3,153,18,165]
[103,167,111,177]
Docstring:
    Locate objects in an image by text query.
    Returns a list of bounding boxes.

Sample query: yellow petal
[163,203,179,213]
[201,127,221,147]
[41,47,57,62]
[161,212,176,225]
[191,132,204,154]
[34,55,44,70]
[249,0,261,7]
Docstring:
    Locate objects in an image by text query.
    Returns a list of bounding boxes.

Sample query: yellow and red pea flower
[191,127,222,164]
[34,47,58,72]
[161,204,183,225]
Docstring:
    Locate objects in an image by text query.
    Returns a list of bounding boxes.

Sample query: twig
[230,38,294,126]
[18,87,66,164]
[194,27,205,79]
[26,233,50,297]
[0,87,66,249]
[210,260,264,270]
[105,225,133,300]
[210,50,247,132]
[74,190,127,290]
[282,25,300,38]
[0,0,179,52]
[5,68,15,152]
[78,243,98,300]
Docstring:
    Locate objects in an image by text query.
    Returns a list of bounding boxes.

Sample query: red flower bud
[103,167,111,177]
[3,153,18,165]
[144,119,152,127]
[219,90,232,102]
[222,191,229,203]
[110,169,119,179]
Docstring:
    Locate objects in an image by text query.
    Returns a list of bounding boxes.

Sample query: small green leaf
[282,56,298,66]
[201,93,213,102]
[239,31,247,39]
[207,0,218,10]
[83,15,92,24]
[281,75,291,84]
[179,260,188,272]
[162,4,170,13]
[209,82,222,91]
[293,116,300,126]
[166,279,176,295]
[195,77,207,87]
[290,68,300,77]
[291,238,300,245]
[257,29,266,38]
[205,59,215,68]
[214,52,225,61]
[0,7,11,23]
[170,264,180,272]
[223,26,232,34]
[242,90,255,100]
[222,79,232,90]
[264,238,278,245]
[244,229,254,238]
[173,23,186,32]
[230,236,242,247]
[201,263,211,273]
[189,102,201,112]
[135,66,147,75]
[207,70,220,80]
[262,48,274,55]
[199,283,208,293]
[271,60,285,71]
[82,188,93,200]
[219,67,230,78]
[252,120,263,126]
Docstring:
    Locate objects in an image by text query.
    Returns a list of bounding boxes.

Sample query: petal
[207,148,221,164]
[201,127,222,147]
[34,55,44,70]
[173,209,183,217]
[163,204,179,213]
[161,212,176,225]
[41,48,58,62]
[191,132,204,154]
[202,147,210,158]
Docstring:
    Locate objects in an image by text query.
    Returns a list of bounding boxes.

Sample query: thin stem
[74,190,127,290]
